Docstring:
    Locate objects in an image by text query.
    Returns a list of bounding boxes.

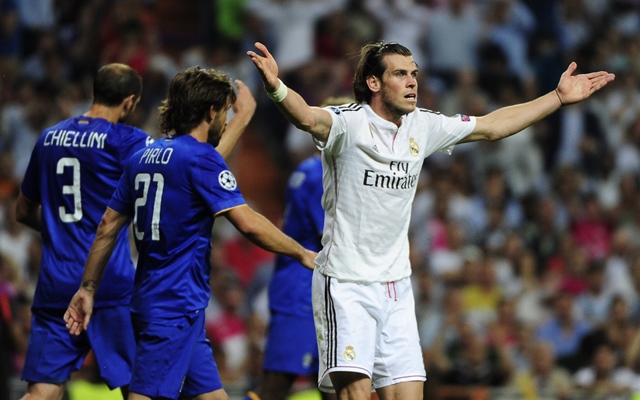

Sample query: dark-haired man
[16,63,255,400]
[247,41,614,399]
[64,66,315,400]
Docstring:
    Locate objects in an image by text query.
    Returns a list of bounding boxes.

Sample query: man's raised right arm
[247,42,333,143]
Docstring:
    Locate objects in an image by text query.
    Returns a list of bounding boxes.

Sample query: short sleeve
[107,165,134,216]
[20,141,42,202]
[192,152,245,215]
[315,105,353,155]
[425,113,476,156]
[118,126,153,167]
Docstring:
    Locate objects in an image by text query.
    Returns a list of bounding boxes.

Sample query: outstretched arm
[64,207,130,335]
[223,204,316,270]
[216,80,256,160]
[247,42,333,143]
[462,62,615,143]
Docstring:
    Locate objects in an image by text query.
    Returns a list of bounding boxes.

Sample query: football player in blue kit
[16,63,255,400]
[63,66,316,400]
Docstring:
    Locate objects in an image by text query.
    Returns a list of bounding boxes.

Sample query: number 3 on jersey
[134,173,164,241]
[57,157,82,223]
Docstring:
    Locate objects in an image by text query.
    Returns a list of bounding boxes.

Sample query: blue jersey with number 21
[108,135,245,322]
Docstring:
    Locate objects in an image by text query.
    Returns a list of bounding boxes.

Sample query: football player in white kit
[247,41,614,400]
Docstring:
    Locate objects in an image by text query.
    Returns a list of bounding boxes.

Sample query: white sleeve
[315,105,356,155]
[422,112,476,156]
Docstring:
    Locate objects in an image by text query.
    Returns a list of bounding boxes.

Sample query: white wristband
[267,79,288,102]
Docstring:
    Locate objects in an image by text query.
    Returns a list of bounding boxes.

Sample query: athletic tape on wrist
[267,79,288,103]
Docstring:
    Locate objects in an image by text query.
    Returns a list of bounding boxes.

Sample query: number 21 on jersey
[134,173,164,241]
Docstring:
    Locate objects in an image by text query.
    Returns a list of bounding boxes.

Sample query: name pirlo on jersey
[43,129,107,149]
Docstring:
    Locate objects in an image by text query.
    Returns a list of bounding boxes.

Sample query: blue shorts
[129,311,222,399]
[22,306,135,389]
[263,312,319,376]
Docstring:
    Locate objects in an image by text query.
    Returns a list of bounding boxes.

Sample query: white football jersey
[315,103,476,282]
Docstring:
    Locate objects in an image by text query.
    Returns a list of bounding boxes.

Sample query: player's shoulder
[325,103,363,116]
[43,116,77,132]
[415,107,444,118]
[113,122,151,139]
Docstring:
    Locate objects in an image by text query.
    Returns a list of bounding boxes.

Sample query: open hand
[63,289,94,336]
[246,42,281,92]
[556,62,615,105]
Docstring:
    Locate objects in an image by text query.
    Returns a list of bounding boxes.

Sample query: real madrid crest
[344,345,356,361]
[409,137,419,157]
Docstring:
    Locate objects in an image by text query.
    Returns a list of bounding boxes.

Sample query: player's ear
[122,94,136,112]
[204,105,215,123]
[367,75,380,93]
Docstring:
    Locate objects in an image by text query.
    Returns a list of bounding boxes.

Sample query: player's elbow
[226,205,262,237]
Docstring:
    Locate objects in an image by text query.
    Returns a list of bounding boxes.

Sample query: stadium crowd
[2,0,640,399]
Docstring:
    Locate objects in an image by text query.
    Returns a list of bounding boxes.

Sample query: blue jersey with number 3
[20,116,152,309]
[108,135,245,322]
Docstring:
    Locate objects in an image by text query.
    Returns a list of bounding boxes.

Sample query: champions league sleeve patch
[218,170,237,190]
[329,106,341,115]
[459,114,471,122]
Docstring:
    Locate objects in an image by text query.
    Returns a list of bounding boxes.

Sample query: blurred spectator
[441,333,512,387]
[482,0,536,83]
[511,249,550,326]
[603,228,637,306]
[460,258,503,333]
[245,0,346,73]
[0,195,37,285]
[508,341,573,399]
[570,192,613,263]
[363,0,431,68]
[535,292,592,372]
[424,0,482,88]
[574,342,640,397]
[575,261,614,326]
[520,194,564,272]
[206,268,250,387]
[0,0,20,85]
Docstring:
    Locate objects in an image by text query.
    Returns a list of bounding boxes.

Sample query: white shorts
[312,269,426,392]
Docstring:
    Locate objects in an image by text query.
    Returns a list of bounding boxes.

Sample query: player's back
[21,115,151,309]
[113,135,245,321]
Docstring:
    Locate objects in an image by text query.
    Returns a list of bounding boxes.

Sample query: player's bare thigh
[20,382,65,400]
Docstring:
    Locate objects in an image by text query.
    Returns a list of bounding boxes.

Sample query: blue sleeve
[118,126,153,167]
[192,152,245,215]
[108,164,134,216]
[20,140,42,202]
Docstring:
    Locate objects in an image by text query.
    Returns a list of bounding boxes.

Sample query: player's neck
[369,99,403,127]
[83,103,123,124]
[188,120,209,143]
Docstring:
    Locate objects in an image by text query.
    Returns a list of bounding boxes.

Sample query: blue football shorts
[263,311,319,376]
[22,305,135,389]
[129,310,222,399]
